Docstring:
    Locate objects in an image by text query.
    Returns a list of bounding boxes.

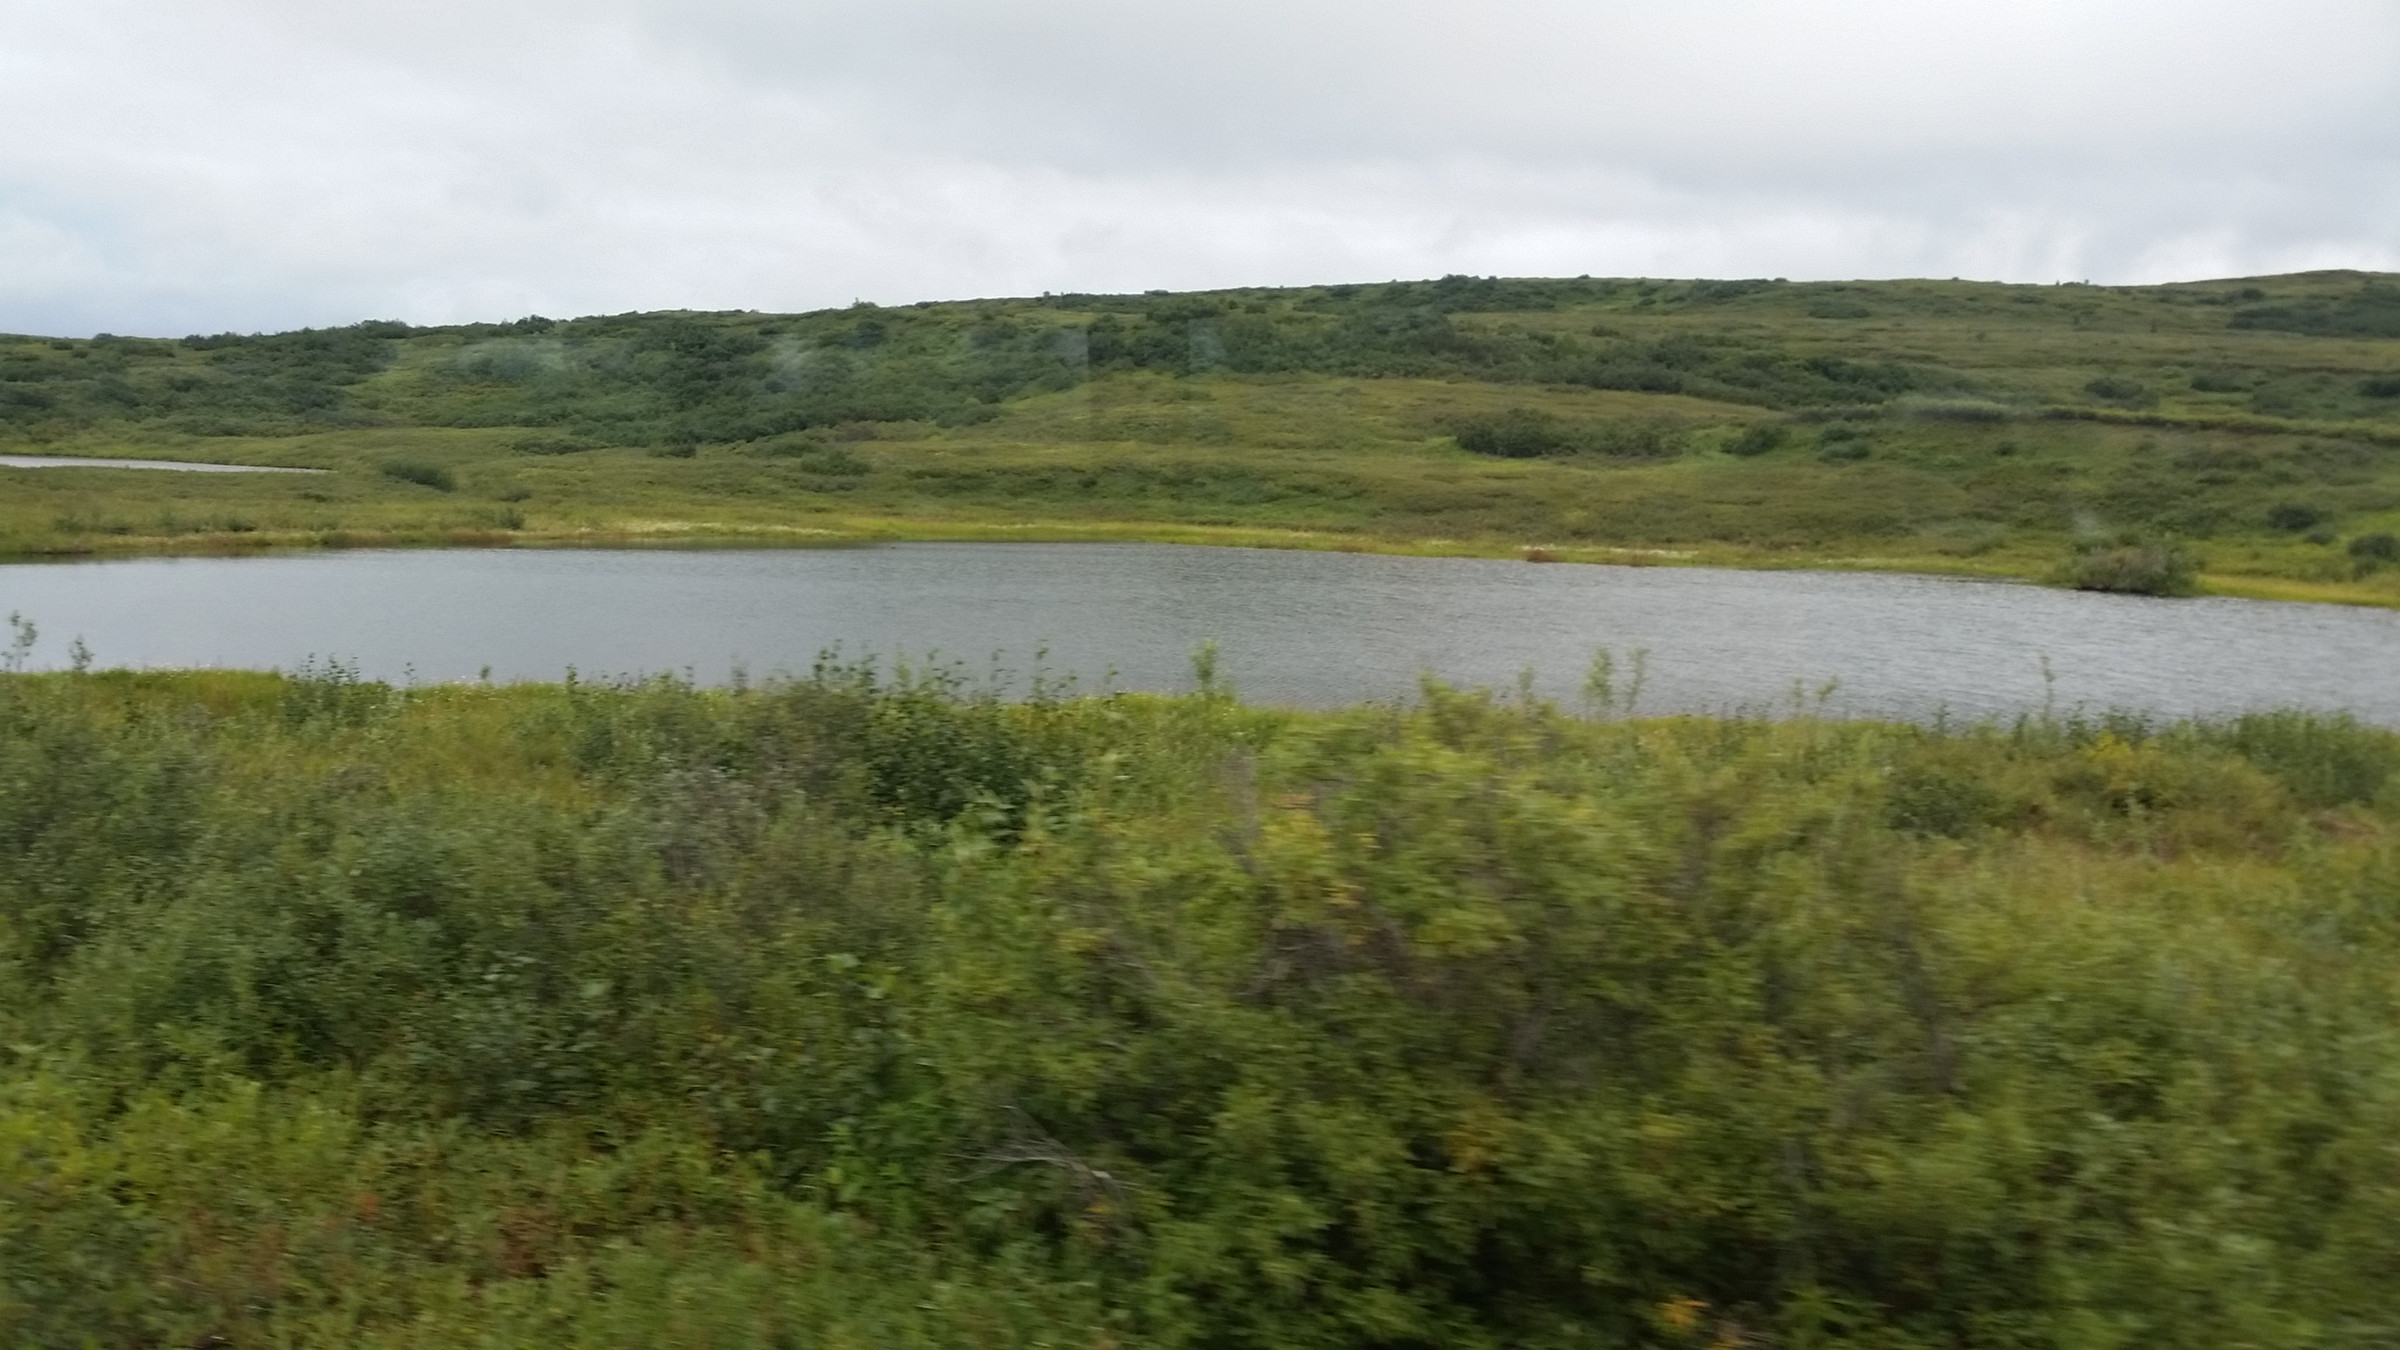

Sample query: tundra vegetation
[5,272,2400,601]
[7,661,2400,1346]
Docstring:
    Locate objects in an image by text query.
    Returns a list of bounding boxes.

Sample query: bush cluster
[6,669,2400,1346]
[2057,537,2201,595]
[1451,408,1687,461]
[378,460,456,491]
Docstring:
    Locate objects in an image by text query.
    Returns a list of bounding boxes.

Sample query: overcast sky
[3,0,2396,336]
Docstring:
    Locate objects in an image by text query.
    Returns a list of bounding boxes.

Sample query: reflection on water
[2,543,2396,721]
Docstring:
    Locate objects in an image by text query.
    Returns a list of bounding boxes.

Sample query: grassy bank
[8,665,2400,1345]
[7,272,2400,602]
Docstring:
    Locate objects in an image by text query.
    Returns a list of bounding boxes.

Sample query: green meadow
[6,271,2400,601]
[10,663,2400,1347]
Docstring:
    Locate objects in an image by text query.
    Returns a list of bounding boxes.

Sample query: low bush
[1724,421,1790,456]
[2058,537,2200,595]
[2348,531,2399,561]
[2266,501,2327,532]
[510,434,596,455]
[1452,406,1570,458]
[378,460,455,491]
[2084,374,2155,406]
[4,671,2400,1345]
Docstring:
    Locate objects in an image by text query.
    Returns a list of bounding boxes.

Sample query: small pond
[3,543,2395,720]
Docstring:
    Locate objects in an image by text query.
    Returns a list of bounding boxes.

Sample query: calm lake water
[0,454,321,472]
[3,543,2396,721]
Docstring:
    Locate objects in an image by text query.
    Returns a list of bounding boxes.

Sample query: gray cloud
[1,0,2394,335]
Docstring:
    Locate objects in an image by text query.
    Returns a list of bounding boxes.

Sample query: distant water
[3,543,2397,722]
[0,454,323,472]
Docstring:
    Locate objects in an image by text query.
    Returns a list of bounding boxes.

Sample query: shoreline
[7,513,2399,610]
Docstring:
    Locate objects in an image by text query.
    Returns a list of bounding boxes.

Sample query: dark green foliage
[2058,537,2200,595]
[1882,746,2013,835]
[1452,409,1684,460]
[509,434,596,455]
[2233,282,2400,338]
[2084,374,2155,407]
[2361,374,2400,398]
[1684,277,1780,303]
[7,671,2400,1346]
[0,323,399,437]
[379,460,456,491]
[1724,422,1790,456]
[7,273,2386,461]
[1452,407,1570,458]
[2265,501,2326,531]
[2349,531,2399,561]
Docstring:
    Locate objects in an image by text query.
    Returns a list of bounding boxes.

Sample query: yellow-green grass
[9,371,2400,605]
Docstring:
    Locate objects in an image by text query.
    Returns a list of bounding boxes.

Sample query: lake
[3,543,2396,721]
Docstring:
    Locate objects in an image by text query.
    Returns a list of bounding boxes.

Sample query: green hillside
[7,271,2400,600]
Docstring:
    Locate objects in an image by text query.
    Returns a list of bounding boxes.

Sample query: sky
[2,0,2396,337]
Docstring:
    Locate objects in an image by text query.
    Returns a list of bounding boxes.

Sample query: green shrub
[2084,374,2154,406]
[2348,531,2399,561]
[1724,422,1790,456]
[2361,374,2400,398]
[2058,538,2200,595]
[2233,284,2400,338]
[510,434,595,455]
[9,673,2400,1344]
[379,460,455,491]
[2194,710,2400,808]
[2266,501,2326,532]
[1452,407,1569,458]
[6,672,2400,1345]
